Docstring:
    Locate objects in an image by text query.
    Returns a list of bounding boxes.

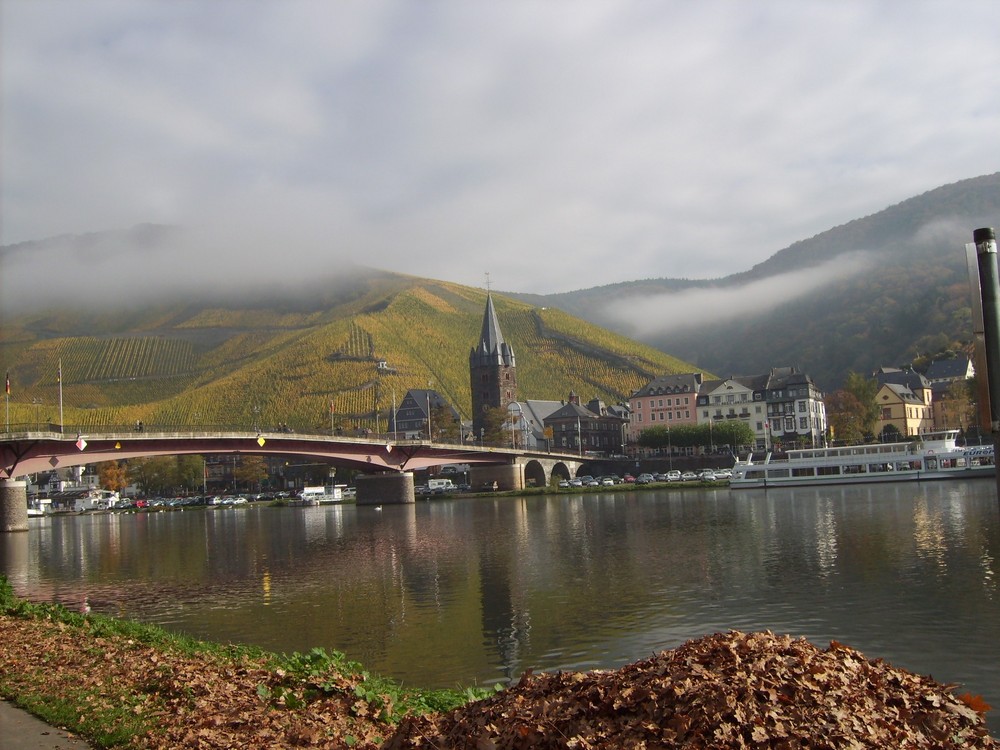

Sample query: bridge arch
[521,459,547,488]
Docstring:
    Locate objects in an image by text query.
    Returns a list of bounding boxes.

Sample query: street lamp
[508,402,524,449]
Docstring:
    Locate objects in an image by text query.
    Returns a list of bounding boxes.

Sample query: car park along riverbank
[34,473,729,517]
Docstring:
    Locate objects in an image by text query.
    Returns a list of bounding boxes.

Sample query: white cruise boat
[729,430,994,488]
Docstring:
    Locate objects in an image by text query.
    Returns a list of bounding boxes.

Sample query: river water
[2,480,999,734]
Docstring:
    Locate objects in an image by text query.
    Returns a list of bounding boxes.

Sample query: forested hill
[0,276,697,432]
[509,172,1000,392]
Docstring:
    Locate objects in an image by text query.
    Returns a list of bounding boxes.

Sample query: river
[2,480,998,734]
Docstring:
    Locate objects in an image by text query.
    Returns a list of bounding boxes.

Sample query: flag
[4,372,9,396]
[58,361,62,383]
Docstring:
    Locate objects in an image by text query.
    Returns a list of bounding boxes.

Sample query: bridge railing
[0,424,574,457]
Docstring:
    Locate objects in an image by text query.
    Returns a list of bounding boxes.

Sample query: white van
[298,486,343,504]
[426,478,455,494]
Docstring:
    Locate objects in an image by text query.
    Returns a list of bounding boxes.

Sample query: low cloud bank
[601,252,875,340]
[0,223,370,315]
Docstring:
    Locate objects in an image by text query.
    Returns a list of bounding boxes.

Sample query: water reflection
[3,483,999,735]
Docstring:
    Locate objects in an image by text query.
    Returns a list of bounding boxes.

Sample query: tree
[235,455,268,492]
[826,389,866,444]
[638,422,754,452]
[944,378,974,431]
[176,455,205,493]
[128,456,177,496]
[843,371,879,438]
[431,404,461,443]
[97,461,128,493]
[478,407,509,446]
[879,423,902,443]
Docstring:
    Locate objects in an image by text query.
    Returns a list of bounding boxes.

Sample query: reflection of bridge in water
[0,429,586,509]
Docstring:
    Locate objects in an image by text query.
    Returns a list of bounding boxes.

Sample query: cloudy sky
[2,0,998,300]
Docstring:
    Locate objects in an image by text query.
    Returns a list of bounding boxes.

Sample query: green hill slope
[0,277,698,433]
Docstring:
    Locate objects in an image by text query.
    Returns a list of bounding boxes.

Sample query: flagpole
[4,372,9,433]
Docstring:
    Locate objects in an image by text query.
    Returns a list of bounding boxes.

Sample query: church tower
[469,293,517,437]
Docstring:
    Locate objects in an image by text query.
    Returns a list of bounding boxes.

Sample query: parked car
[600,477,615,486]
[559,480,570,488]
[666,470,682,482]
[635,473,655,485]
[699,470,717,481]
[681,471,698,481]
[623,474,636,483]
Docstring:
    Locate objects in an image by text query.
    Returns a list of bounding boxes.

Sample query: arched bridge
[0,429,586,503]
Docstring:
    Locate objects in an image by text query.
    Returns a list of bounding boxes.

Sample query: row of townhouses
[387,294,975,456]
[628,367,827,452]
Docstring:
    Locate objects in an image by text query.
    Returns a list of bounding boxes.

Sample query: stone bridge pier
[1,480,28,532]
[355,472,415,505]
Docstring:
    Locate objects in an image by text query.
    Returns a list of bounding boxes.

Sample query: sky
[2,0,999,305]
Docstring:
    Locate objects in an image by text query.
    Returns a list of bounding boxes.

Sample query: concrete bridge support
[356,472,415,505]
[1,479,28,533]
[470,463,523,492]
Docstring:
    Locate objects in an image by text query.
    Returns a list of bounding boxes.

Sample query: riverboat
[729,430,994,488]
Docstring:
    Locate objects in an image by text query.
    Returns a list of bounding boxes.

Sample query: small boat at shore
[730,430,994,488]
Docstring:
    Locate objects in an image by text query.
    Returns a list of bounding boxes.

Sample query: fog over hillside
[0,224,375,315]
[602,252,875,338]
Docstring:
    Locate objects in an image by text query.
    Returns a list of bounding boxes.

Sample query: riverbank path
[0,700,93,748]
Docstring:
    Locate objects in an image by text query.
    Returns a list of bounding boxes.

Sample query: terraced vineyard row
[65,338,198,382]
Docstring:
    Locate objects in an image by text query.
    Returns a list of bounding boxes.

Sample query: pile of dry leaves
[0,613,390,749]
[386,630,996,749]
[2,611,996,749]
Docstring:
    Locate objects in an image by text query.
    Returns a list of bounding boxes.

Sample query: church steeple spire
[471,293,515,368]
[469,292,517,436]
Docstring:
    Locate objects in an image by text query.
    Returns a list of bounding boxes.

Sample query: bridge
[0,428,588,529]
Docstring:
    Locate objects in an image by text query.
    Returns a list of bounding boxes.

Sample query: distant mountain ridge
[508,172,1000,390]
